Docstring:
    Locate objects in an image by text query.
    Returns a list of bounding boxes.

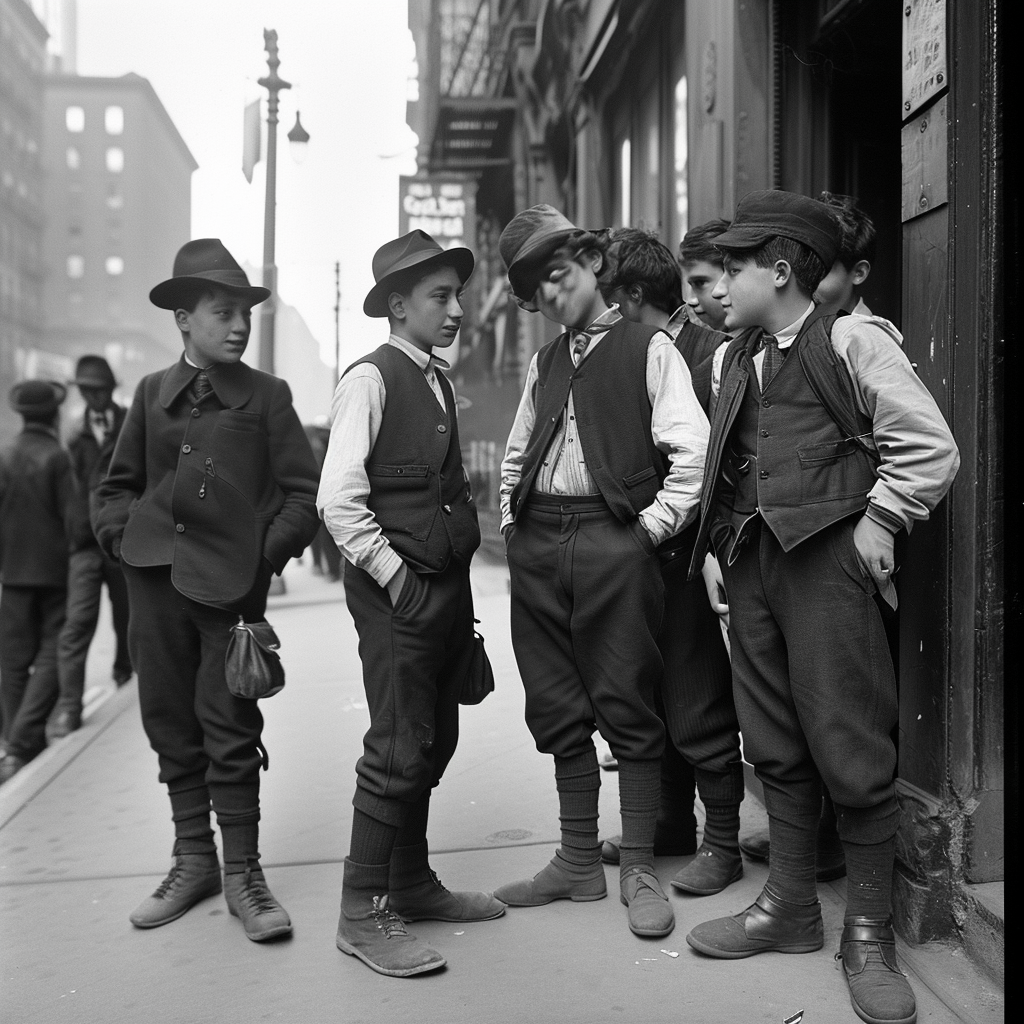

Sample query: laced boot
[223,861,292,941]
[336,858,446,977]
[388,842,505,922]
[837,917,917,1024]
[129,848,221,928]
[620,866,675,937]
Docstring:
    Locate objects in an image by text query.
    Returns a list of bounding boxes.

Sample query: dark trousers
[0,585,66,759]
[722,516,899,844]
[56,547,131,713]
[507,495,666,761]
[121,564,267,794]
[344,556,475,827]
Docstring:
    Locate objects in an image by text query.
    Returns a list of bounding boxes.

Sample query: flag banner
[242,99,261,182]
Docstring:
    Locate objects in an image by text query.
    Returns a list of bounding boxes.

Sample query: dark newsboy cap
[149,238,271,310]
[71,354,117,389]
[713,190,841,268]
[499,204,580,301]
[10,379,67,417]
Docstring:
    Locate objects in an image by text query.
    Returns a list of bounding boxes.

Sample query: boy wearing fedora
[0,381,74,785]
[51,356,132,739]
[318,229,503,978]
[682,190,959,1024]
[94,239,320,942]
[493,206,709,940]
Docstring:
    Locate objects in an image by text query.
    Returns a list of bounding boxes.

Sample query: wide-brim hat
[71,354,117,389]
[10,379,67,416]
[363,230,474,318]
[712,190,840,268]
[499,204,581,301]
[149,238,271,310]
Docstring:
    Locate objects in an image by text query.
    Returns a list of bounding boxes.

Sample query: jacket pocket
[368,464,430,490]
[623,466,657,488]
[214,409,261,433]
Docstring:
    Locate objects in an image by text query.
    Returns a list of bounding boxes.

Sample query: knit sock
[617,757,661,873]
[817,788,844,857]
[169,780,215,856]
[658,746,697,841]
[842,835,897,921]
[763,811,819,906]
[394,791,431,849]
[553,749,601,867]
[349,808,399,867]
[695,764,743,856]
[211,781,261,874]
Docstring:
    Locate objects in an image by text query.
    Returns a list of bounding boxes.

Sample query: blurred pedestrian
[319,229,502,978]
[305,417,341,581]
[0,381,74,784]
[94,239,321,942]
[50,356,132,740]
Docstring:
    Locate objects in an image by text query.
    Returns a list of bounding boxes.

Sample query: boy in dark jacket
[94,239,321,942]
[318,230,503,979]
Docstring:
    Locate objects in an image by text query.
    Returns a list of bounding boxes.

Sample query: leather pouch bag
[225,618,285,699]
[459,622,495,705]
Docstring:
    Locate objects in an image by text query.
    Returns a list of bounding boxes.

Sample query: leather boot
[223,862,292,941]
[493,851,606,907]
[388,841,505,922]
[129,850,222,928]
[620,866,674,937]
[686,888,824,958]
[837,917,917,1024]
[336,858,446,977]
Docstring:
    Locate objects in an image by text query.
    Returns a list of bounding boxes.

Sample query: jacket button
[176,523,185,532]
[759,470,769,479]
[762,398,771,408]
[437,424,447,433]
[761,429,769,438]
[182,444,192,453]
[443,504,452,514]
[191,408,200,418]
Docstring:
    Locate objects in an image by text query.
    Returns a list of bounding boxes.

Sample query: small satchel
[225,618,285,699]
[459,622,495,705]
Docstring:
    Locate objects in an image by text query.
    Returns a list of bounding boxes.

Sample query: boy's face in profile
[525,252,606,331]
[177,287,254,366]
[712,254,778,332]
[391,265,464,353]
[813,258,870,315]
[682,258,728,331]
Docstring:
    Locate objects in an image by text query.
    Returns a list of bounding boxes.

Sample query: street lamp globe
[287,112,310,164]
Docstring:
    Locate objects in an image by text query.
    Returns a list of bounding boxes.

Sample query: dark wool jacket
[94,357,321,606]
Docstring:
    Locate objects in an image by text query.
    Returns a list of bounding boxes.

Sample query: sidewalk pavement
[0,561,1004,1024]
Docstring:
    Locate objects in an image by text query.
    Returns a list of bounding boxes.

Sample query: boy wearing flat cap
[0,381,74,785]
[493,205,709,940]
[683,190,959,1024]
[94,239,320,942]
[318,229,503,978]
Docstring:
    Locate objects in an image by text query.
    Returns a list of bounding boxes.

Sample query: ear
[629,285,644,306]
[387,291,406,321]
[174,308,190,332]
[588,250,604,276]
[773,260,793,288]
[852,260,871,286]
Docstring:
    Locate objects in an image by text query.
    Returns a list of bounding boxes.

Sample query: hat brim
[507,228,579,301]
[709,225,773,252]
[149,273,271,311]
[363,247,475,318]
[10,380,68,414]
[72,376,117,388]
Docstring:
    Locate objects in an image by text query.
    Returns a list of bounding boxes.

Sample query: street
[0,562,1003,1024]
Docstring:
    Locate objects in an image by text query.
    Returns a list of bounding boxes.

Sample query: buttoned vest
[353,344,480,573]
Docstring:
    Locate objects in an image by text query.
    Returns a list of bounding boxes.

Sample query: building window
[66,106,85,132]
[619,139,631,227]
[66,146,80,170]
[106,147,124,173]
[673,75,689,243]
[105,106,124,134]
[105,256,124,276]
[67,255,84,278]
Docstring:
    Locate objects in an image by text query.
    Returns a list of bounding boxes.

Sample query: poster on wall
[902,0,946,119]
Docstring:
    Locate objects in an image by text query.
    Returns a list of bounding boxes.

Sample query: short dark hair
[679,219,732,267]
[718,236,828,296]
[818,192,876,269]
[385,260,465,320]
[603,228,682,315]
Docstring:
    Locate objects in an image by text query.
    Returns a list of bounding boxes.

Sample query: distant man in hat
[94,239,321,942]
[318,229,503,979]
[50,356,132,739]
[682,190,958,1024]
[493,206,708,941]
[0,380,74,785]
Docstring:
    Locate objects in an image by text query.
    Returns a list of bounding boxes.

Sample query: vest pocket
[368,463,430,490]
[797,438,859,465]
[797,439,874,504]
[623,466,657,488]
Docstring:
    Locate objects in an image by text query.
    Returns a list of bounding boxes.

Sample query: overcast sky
[75,0,418,370]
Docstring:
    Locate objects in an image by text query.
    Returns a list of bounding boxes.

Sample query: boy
[52,356,132,739]
[597,228,744,898]
[683,190,959,1024]
[493,205,709,939]
[678,219,732,333]
[813,191,875,316]
[0,381,73,784]
[95,239,321,942]
[318,229,504,979]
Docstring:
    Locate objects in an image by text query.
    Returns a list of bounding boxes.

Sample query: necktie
[760,333,783,389]
[191,370,213,402]
[91,411,109,444]
[571,333,589,367]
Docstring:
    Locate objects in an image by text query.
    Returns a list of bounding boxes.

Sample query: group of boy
[56,182,956,1024]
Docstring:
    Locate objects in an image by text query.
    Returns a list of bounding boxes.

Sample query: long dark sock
[842,835,896,920]
[169,778,215,856]
[212,781,261,874]
[617,757,660,873]
[762,782,819,906]
[553,748,601,866]
[658,744,697,840]
[695,763,743,856]
[817,788,844,856]
[349,808,399,867]
[394,791,431,849]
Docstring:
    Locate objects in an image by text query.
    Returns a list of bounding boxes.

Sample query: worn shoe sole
[394,904,507,922]
[129,876,222,929]
[336,936,447,977]
[685,931,824,959]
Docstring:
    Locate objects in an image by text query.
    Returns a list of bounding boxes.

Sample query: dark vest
[510,319,667,523]
[354,344,480,573]
[691,314,880,571]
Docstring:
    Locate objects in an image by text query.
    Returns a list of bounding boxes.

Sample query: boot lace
[153,861,184,899]
[371,895,410,939]
[240,866,279,915]
[427,868,450,894]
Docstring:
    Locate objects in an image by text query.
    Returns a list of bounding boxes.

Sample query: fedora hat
[149,238,271,310]
[499,205,581,301]
[363,230,474,318]
[10,379,67,418]
[71,354,117,390]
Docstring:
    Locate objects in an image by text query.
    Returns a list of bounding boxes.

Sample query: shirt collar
[666,305,691,340]
[387,333,451,375]
[775,302,816,349]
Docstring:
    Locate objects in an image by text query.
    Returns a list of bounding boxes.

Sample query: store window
[66,106,85,132]
[67,255,84,278]
[105,256,124,276]
[105,106,124,134]
[66,147,80,170]
[106,148,124,173]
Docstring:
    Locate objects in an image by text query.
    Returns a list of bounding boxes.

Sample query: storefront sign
[399,177,476,252]
[902,0,946,119]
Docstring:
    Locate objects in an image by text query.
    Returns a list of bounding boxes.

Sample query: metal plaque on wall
[902,0,947,119]
[901,97,948,222]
